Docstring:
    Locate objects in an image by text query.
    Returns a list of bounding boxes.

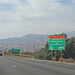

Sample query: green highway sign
[11,49,20,53]
[49,35,65,50]
[49,39,65,50]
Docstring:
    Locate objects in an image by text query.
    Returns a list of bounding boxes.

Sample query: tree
[45,41,49,50]
[34,42,51,60]
[59,33,67,40]
[69,37,75,58]
[63,37,75,59]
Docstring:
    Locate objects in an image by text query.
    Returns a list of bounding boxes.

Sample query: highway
[0,56,75,75]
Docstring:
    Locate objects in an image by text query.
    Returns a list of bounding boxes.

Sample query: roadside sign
[11,49,20,53]
[49,35,65,50]
[4,50,6,52]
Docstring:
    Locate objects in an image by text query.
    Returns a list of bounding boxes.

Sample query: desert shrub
[52,57,56,61]
[63,58,75,63]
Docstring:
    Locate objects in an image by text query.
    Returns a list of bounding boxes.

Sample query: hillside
[66,31,75,38]
[0,31,75,51]
[0,34,48,51]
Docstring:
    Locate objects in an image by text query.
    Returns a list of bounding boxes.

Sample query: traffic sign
[49,35,65,50]
[4,50,6,52]
[49,35,65,39]
[11,49,20,53]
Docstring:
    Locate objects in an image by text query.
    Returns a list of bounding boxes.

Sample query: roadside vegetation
[34,33,75,64]
[7,51,35,58]
[7,33,75,64]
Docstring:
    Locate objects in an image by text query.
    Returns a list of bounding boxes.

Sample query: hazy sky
[0,0,75,39]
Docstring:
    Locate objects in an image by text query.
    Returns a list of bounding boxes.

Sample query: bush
[63,58,75,63]
[59,58,75,63]
[59,57,64,62]
[52,57,56,61]
[34,48,51,60]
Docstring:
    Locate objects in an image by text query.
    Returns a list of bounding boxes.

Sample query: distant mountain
[0,34,48,51]
[0,31,74,51]
[66,31,75,38]
[22,34,48,42]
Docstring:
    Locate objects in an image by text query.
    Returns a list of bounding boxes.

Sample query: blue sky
[0,0,75,39]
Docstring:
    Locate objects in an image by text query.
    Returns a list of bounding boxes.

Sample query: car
[0,50,2,56]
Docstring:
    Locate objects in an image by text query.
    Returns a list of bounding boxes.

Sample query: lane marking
[12,65,17,68]
[5,56,75,72]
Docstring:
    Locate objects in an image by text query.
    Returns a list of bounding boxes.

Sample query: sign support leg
[51,50,53,61]
[61,50,62,63]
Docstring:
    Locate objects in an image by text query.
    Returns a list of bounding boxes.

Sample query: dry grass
[52,57,56,61]
[59,58,75,64]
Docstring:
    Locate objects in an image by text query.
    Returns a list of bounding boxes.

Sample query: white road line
[12,65,17,68]
[6,57,75,72]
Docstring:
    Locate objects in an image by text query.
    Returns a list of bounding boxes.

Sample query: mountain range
[0,31,75,51]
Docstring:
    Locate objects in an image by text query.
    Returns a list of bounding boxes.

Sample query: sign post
[61,50,62,63]
[51,50,53,61]
[49,35,65,62]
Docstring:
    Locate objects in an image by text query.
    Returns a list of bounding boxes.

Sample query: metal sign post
[61,50,62,63]
[51,50,53,61]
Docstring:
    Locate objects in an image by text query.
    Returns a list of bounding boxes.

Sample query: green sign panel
[49,39,65,50]
[11,49,20,53]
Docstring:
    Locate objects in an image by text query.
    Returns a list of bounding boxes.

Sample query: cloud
[27,0,60,9]
[0,0,20,5]
[0,0,61,23]
[0,0,74,23]
[0,0,75,39]
[72,0,75,3]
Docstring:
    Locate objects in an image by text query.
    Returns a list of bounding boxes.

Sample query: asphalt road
[0,56,75,75]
